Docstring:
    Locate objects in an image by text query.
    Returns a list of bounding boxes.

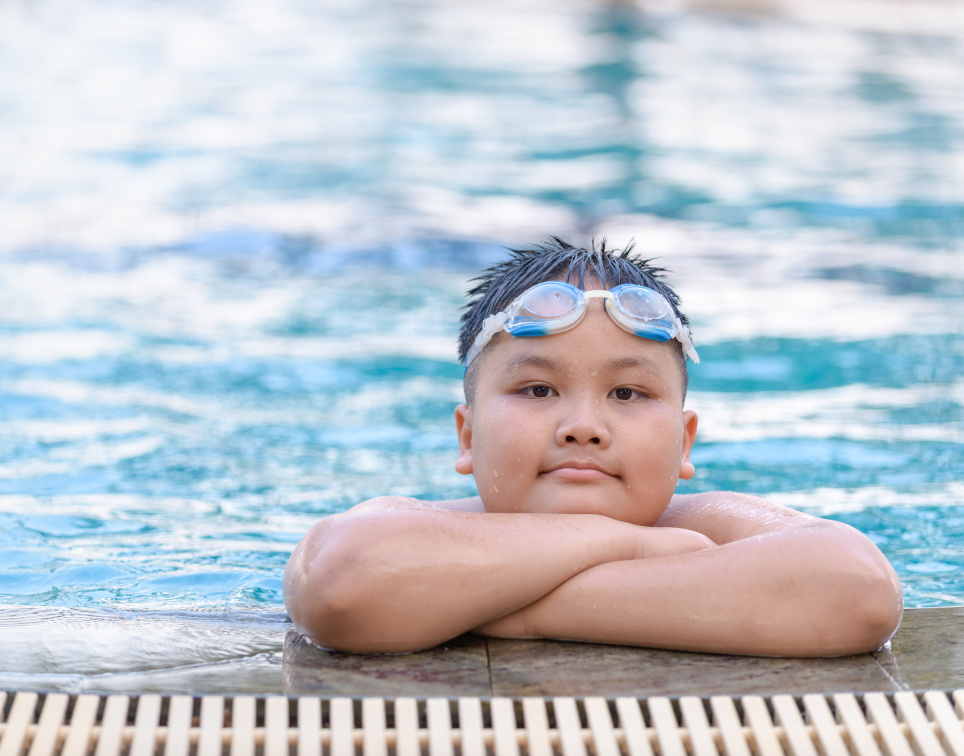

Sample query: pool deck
[0,607,961,697]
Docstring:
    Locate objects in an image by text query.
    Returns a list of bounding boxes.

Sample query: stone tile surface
[487,638,902,697]
[282,631,491,697]
[886,606,964,691]
[1,606,962,697]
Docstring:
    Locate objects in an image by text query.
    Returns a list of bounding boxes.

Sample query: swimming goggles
[464,281,699,367]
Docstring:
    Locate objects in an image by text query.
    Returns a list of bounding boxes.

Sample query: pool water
[0,0,962,611]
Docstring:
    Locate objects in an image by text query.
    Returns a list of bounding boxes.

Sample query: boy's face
[454,298,698,526]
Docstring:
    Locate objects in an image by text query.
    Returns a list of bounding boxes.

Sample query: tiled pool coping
[0,607,960,697]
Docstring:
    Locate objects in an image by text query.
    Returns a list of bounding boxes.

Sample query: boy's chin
[482,490,666,526]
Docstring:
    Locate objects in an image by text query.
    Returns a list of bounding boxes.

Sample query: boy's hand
[631,525,715,560]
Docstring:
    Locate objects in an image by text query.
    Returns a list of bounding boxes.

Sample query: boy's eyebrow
[606,356,666,377]
[505,355,565,373]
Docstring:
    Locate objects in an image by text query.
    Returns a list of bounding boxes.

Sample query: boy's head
[458,237,695,404]
[453,238,699,526]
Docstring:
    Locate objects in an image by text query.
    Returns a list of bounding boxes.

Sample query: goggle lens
[612,285,671,322]
[520,282,580,317]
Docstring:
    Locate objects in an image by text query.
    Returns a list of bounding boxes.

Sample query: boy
[284,238,902,656]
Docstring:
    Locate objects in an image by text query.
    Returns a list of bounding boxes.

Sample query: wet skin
[283,296,903,656]
[454,299,698,525]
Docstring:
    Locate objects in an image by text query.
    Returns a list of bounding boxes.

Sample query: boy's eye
[611,387,641,401]
[523,385,554,398]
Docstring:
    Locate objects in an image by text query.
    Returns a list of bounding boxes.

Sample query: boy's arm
[282,496,712,653]
[476,492,903,657]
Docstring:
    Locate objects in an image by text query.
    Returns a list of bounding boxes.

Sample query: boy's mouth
[543,460,615,482]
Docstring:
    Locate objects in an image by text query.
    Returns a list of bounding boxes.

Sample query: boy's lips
[543,460,616,482]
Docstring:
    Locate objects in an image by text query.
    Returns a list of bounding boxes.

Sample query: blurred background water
[0,0,961,611]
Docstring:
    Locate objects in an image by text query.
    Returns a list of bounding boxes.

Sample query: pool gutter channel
[2,690,964,756]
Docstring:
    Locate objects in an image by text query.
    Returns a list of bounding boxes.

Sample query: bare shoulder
[657,490,840,545]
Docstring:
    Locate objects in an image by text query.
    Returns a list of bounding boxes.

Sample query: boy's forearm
[284,507,659,653]
[482,523,902,657]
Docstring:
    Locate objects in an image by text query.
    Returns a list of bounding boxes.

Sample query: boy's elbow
[283,519,440,654]
[283,534,373,652]
[821,535,903,655]
[287,569,440,654]
[845,561,903,654]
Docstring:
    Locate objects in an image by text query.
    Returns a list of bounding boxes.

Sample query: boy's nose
[555,398,611,447]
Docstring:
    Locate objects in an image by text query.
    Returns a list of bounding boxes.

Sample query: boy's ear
[454,403,474,475]
[678,409,698,481]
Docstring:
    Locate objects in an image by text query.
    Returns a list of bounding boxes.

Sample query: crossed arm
[282,493,902,656]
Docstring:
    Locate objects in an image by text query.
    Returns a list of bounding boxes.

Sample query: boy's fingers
[638,527,715,559]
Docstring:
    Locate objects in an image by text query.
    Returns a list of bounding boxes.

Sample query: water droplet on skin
[493,471,499,478]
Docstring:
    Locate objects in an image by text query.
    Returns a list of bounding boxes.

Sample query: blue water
[0,0,962,611]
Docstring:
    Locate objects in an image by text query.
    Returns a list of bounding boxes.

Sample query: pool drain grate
[2,690,964,756]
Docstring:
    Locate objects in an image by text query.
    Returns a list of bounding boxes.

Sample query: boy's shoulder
[659,491,822,544]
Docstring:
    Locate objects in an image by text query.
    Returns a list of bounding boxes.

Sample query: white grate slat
[230,697,256,756]
[296,697,321,756]
[197,696,223,756]
[458,697,486,756]
[615,697,655,756]
[491,697,521,756]
[834,693,884,756]
[264,697,290,756]
[924,691,964,756]
[25,693,68,756]
[393,698,420,756]
[894,692,945,756]
[0,692,37,756]
[59,694,99,756]
[679,696,719,756]
[649,697,688,756]
[164,695,194,756]
[772,695,817,756]
[329,698,355,756]
[801,693,849,756]
[522,698,554,756]
[953,691,964,720]
[742,694,785,756]
[710,695,753,756]
[426,698,453,756]
[362,697,387,756]
[93,695,129,756]
[865,693,916,756]
[553,698,587,756]
[584,697,620,756]
[129,695,162,756]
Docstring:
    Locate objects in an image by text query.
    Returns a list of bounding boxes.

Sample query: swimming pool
[0,0,962,619]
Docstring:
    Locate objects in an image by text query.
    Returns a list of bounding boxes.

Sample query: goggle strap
[675,318,700,364]
[465,311,509,368]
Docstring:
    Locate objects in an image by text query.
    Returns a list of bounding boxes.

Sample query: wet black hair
[459,237,691,401]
